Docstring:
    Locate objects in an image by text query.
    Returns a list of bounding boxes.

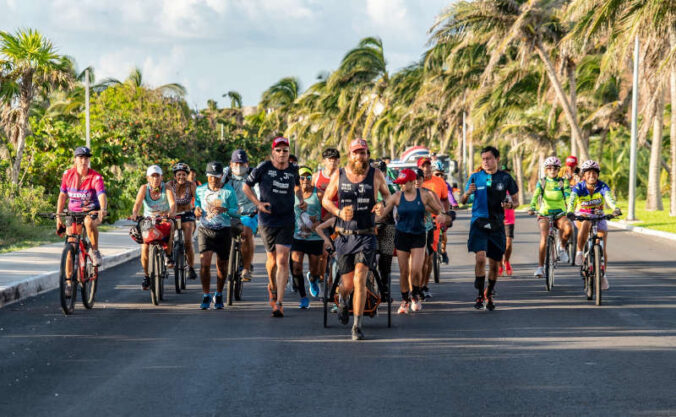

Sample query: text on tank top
[336,166,376,230]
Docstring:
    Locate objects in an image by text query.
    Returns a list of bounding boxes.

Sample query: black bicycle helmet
[172,162,190,174]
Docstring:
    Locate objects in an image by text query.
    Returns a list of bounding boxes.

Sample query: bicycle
[542,214,562,292]
[39,211,99,315]
[172,211,190,294]
[226,223,244,306]
[573,212,618,306]
[567,223,578,266]
[134,215,173,305]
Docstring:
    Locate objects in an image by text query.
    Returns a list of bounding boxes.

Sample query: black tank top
[336,166,376,231]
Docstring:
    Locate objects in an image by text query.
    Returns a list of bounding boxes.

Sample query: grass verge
[613,198,676,234]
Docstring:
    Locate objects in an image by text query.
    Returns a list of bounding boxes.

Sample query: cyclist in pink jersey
[56,146,107,266]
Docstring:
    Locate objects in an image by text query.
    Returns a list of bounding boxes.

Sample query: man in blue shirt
[460,146,519,311]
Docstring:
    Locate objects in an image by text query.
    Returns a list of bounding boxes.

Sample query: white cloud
[366,0,409,28]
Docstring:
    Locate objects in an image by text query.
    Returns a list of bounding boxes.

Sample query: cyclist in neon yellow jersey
[528,157,573,278]
[566,160,621,290]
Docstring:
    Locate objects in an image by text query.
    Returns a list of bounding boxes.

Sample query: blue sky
[1,0,452,108]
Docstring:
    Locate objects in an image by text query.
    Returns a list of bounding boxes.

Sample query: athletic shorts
[198,227,232,259]
[394,230,426,252]
[240,215,258,235]
[467,221,506,261]
[259,224,294,252]
[292,238,323,256]
[576,218,608,232]
[335,234,377,276]
[504,223,514,239]
[425,229,435,256]
[337,250,376,276]
[178,210,195,223]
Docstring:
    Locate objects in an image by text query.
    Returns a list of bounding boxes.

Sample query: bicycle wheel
[568,227,577,266]
[545,236,555,291]
[174,241,184,294]
[593,244,602,306]
[584,254,593,300]
[59,244,78,315]
[226,237,237,306]
[149,246,160,306]
[323,258,332,329]
[234,245,243,301]
[81,254,98,309]
[158,250,166,301]
[433,251,440,284]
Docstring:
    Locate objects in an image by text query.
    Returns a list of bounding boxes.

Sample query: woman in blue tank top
[377,168,446,314]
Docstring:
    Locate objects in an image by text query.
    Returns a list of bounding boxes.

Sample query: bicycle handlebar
[572,214,618,222]
[39,211,98,220]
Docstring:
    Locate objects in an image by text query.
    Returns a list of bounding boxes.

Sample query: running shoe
[601,275,610,290]
[267,285,277,308]
[165,254,175,269]
[505,262,513,276]
[575,250,584,265]
[272,302,284,317]
[397,300,410,314]
[89,249,102,266]
[474,294,485,310]
[485,296,495,311]
[142,275,150,290]
[422,288,431,300]
[351,326,365,341]
[411,298,423,312]
[330,304,339,314]
[241,269,252,282]
[213,292,224,309]
[200,293,212,310]
[188,267,197,280]
[299,297,310,309]
[307,271,319,297]
[498,263,504,276]
[558,249,569,263]
[441,251,449,265]
[534,266,544,278]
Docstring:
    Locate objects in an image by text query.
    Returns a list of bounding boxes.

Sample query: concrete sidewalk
[0,226,140,308]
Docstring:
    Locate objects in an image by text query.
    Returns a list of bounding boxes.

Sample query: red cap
[394,168,417,184]
[565,155,578,167]
[349,138,368,152]
[272,136,290,148]
[417,157,431,168]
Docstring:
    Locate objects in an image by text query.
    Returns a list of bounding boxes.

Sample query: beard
[349,158,368,175]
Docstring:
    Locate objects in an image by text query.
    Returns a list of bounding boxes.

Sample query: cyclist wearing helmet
[223,149,257,282]
[561,155,581,187]
[567,160,621,290]
[131,165,177,290]
[528,156,573,278]
[167,162,197,280]
[194,161,239,310]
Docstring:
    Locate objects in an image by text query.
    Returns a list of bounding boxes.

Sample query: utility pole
[462,111,467,180]
[628,36,640,221]
[85,68,90,148]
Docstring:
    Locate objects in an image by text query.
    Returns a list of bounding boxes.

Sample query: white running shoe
[601,275,610,290]
[534,266,545,278]
[558,249,569,263]
[89,249,102,266]
[575,251,584,265]
[397,301,410,314]
[410,299,422,312]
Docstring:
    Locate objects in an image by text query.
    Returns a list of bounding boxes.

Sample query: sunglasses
[274,148,289,153]
[434,172,444,177]
[299,175,312,180]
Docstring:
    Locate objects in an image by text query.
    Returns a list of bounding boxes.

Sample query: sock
[401,291,410,301]
[412,286,421,299]
[311,275,321,283]
[487,279,497,296]
[292,273,306,298]
[474,276,486,295]
[353,315,363,329]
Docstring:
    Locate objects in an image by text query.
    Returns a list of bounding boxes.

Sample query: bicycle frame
[61,214,98,284]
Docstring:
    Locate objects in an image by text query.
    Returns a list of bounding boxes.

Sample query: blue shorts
[467,221,506,262]
[240,215,258,235]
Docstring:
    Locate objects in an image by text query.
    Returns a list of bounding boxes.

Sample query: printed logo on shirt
[496,182,504,191]
[267,170,277,177]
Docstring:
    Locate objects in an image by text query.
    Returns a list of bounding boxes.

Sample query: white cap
[146,165,163,176]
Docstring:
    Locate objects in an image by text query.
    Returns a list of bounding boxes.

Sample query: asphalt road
[1,211,675,417]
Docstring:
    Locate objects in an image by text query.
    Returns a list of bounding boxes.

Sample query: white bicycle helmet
[580,160,601,173]
[543,156,561,168]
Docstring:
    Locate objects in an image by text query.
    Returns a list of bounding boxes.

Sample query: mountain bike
[134,215,173,305]
[39,211,99,315]
[226,224,244,306]
[574,212,618,306]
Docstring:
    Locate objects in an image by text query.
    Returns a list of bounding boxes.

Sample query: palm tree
[223,90,242,109]
[0,28,73,185]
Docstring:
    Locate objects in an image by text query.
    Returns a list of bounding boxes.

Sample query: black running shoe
[142,275,151,290]
[351,326,364,341]
[486,296,495,311]
[474,295,484,310]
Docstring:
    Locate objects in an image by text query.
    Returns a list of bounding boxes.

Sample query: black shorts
[505,223,514,238]
[178,210,196,223]
[337,250,376,276]
[198,227,231,259]
[425,229,435,256]
[394,230,426,252]
[259,224,294,252]
[292,238,323,256]
[468,221,506,261]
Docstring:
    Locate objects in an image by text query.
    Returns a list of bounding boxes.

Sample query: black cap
[74,146,92,157]
[231,149,248,164]
[205,161,224,176]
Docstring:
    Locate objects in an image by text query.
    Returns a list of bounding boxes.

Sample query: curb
[0,247,141,308]
[607,221,676,242]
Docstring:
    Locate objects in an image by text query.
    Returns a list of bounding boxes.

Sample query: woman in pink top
[501,191,515,276]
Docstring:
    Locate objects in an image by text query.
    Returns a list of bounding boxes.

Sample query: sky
[1,0,452,108]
